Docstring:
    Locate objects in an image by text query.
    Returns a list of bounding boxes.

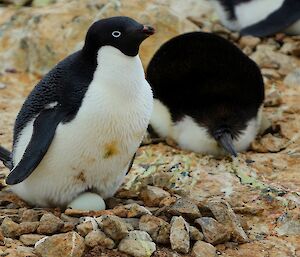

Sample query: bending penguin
[146,32,264,157]
[211,0,300,37]
[0,16,154,208]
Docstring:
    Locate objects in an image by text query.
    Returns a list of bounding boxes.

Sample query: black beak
[215,131,238,157]
[142,25,155,36]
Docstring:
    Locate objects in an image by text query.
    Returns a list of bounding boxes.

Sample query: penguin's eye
[112,31,121,38]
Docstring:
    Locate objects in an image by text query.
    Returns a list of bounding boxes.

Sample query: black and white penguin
[146,32,264,157]
[211,0,300,37]
[0,16,154,208]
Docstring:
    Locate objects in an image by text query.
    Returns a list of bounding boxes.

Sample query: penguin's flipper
[241,0,300,37]
[6,107,66,185]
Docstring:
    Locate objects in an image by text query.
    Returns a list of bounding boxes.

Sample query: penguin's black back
[147,32,264,137]
[13,51,97,147]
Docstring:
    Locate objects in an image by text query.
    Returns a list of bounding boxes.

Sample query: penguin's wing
[6,107,67,185]
[241,0,300,37]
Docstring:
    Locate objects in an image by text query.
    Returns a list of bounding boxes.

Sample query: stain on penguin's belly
[11,107,147,207]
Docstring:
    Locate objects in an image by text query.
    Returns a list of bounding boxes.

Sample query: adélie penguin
[0,16,155,208]
[211,0,300,37]
[146,32,264,157]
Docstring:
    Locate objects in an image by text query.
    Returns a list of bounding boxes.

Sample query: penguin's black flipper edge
[0,146,13,170]
[6,107,66,185]
[241,0,300,37]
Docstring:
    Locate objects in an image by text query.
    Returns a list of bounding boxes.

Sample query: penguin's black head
[83,16,155,57]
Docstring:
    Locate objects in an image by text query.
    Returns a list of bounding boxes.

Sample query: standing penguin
[146,32,264,157]
[0,16,154,208]
[211,0,300,37]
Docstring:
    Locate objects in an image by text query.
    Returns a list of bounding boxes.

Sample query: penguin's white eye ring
[112,31,121,38]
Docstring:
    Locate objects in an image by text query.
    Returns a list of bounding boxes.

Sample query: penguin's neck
[93,46,145,100]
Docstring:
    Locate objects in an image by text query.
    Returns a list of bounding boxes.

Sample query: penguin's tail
[213,128,238,157]
[0,146,13,169]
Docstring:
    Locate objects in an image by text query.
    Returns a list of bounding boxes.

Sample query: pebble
[0,217,21,238]
[191,241,217,257]
[76,221,94,237]
[140,186,171,207]
[168,198,201,220]
[251,134,288,153]
[19,234,46,246]
[123,218,140,230]
[206,199,249,243]
[159,196,177,207]
[118,230,156,257]
[18,222,39,235]
[96,215,131,240]
[195,217,230,245]
[113,203,152,218]
[284,68,300,86]
[35,232,85,257]
[21,209,41,222]
[85,230,115,249]
[170,216,190,254]
[239,35,261,49]
[139,214,170,244]
[264,90,283,107]
[189,225,204,241]
[37,213,64,235]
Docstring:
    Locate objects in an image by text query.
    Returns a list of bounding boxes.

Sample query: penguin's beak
[214,131,238,157]
[142,25,155,36]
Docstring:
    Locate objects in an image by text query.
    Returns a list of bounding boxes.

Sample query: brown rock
[19,234,46,246]
[159,196,177,207]
[239,36,261,49]
[0,229,4,245]
[96,215,130,240]
[191,241,217,257]
[37,213,64,235]
[168,198,201,220]
[195,217,230,245]
[123,218,140,230]
[21,209,42,222]
[206,199,249,243]
[85,230,115,249]
[140,186,170,207]
[189,225,204,241]
[76,221,94,237]
[18,222,39,235]
[264,90,283,107]
[0,217,20,238]
[61,222,75,233]
[113,203,152,218]
[251,134,288,153]
[170,216,190,254]
[4,246,38,257]
[118,230,156,257]
[35,231,85,257]
[139,215,170,244]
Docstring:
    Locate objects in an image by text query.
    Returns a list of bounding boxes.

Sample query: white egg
[67,192,106,211]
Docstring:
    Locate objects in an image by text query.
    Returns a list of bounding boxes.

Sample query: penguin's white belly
[150,100,262,156]
[11,46,153,207]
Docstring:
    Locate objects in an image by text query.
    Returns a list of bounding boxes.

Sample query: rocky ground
[0,0,300,256]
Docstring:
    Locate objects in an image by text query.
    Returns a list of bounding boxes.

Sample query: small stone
[0,230,4,245]
[206,199,249,243]
[96,215,130,240]
[140,186,170,207]
[280,41,300,56]
[284,68,300,87]
[85,230,115,249]
[0,83,6,89]
[60,214,80,224]
[20,234,46,246]
[195,217,230,245]
[35,232,85,257]
[76,221,94,237]
[21,209,41,222]
[251,134,288,153]
[0,217,20,238]
[168,198,201,220]
[123,218,140,230]
[118,230,156,257]
[189,225,204,241]
[239,36,261,49]
[139,215,170,244]
[191,241,217,257]
[18,222,39,235]
[4,246,37,257]
[159,196,177,207]
[170,216,190,254]
[264,90,283,107]
[60,222,75,233]
[37,213,64,235]
[113,203,152,218]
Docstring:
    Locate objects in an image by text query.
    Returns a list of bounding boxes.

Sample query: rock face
[34,232,85,257]
[0,0,198,75]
